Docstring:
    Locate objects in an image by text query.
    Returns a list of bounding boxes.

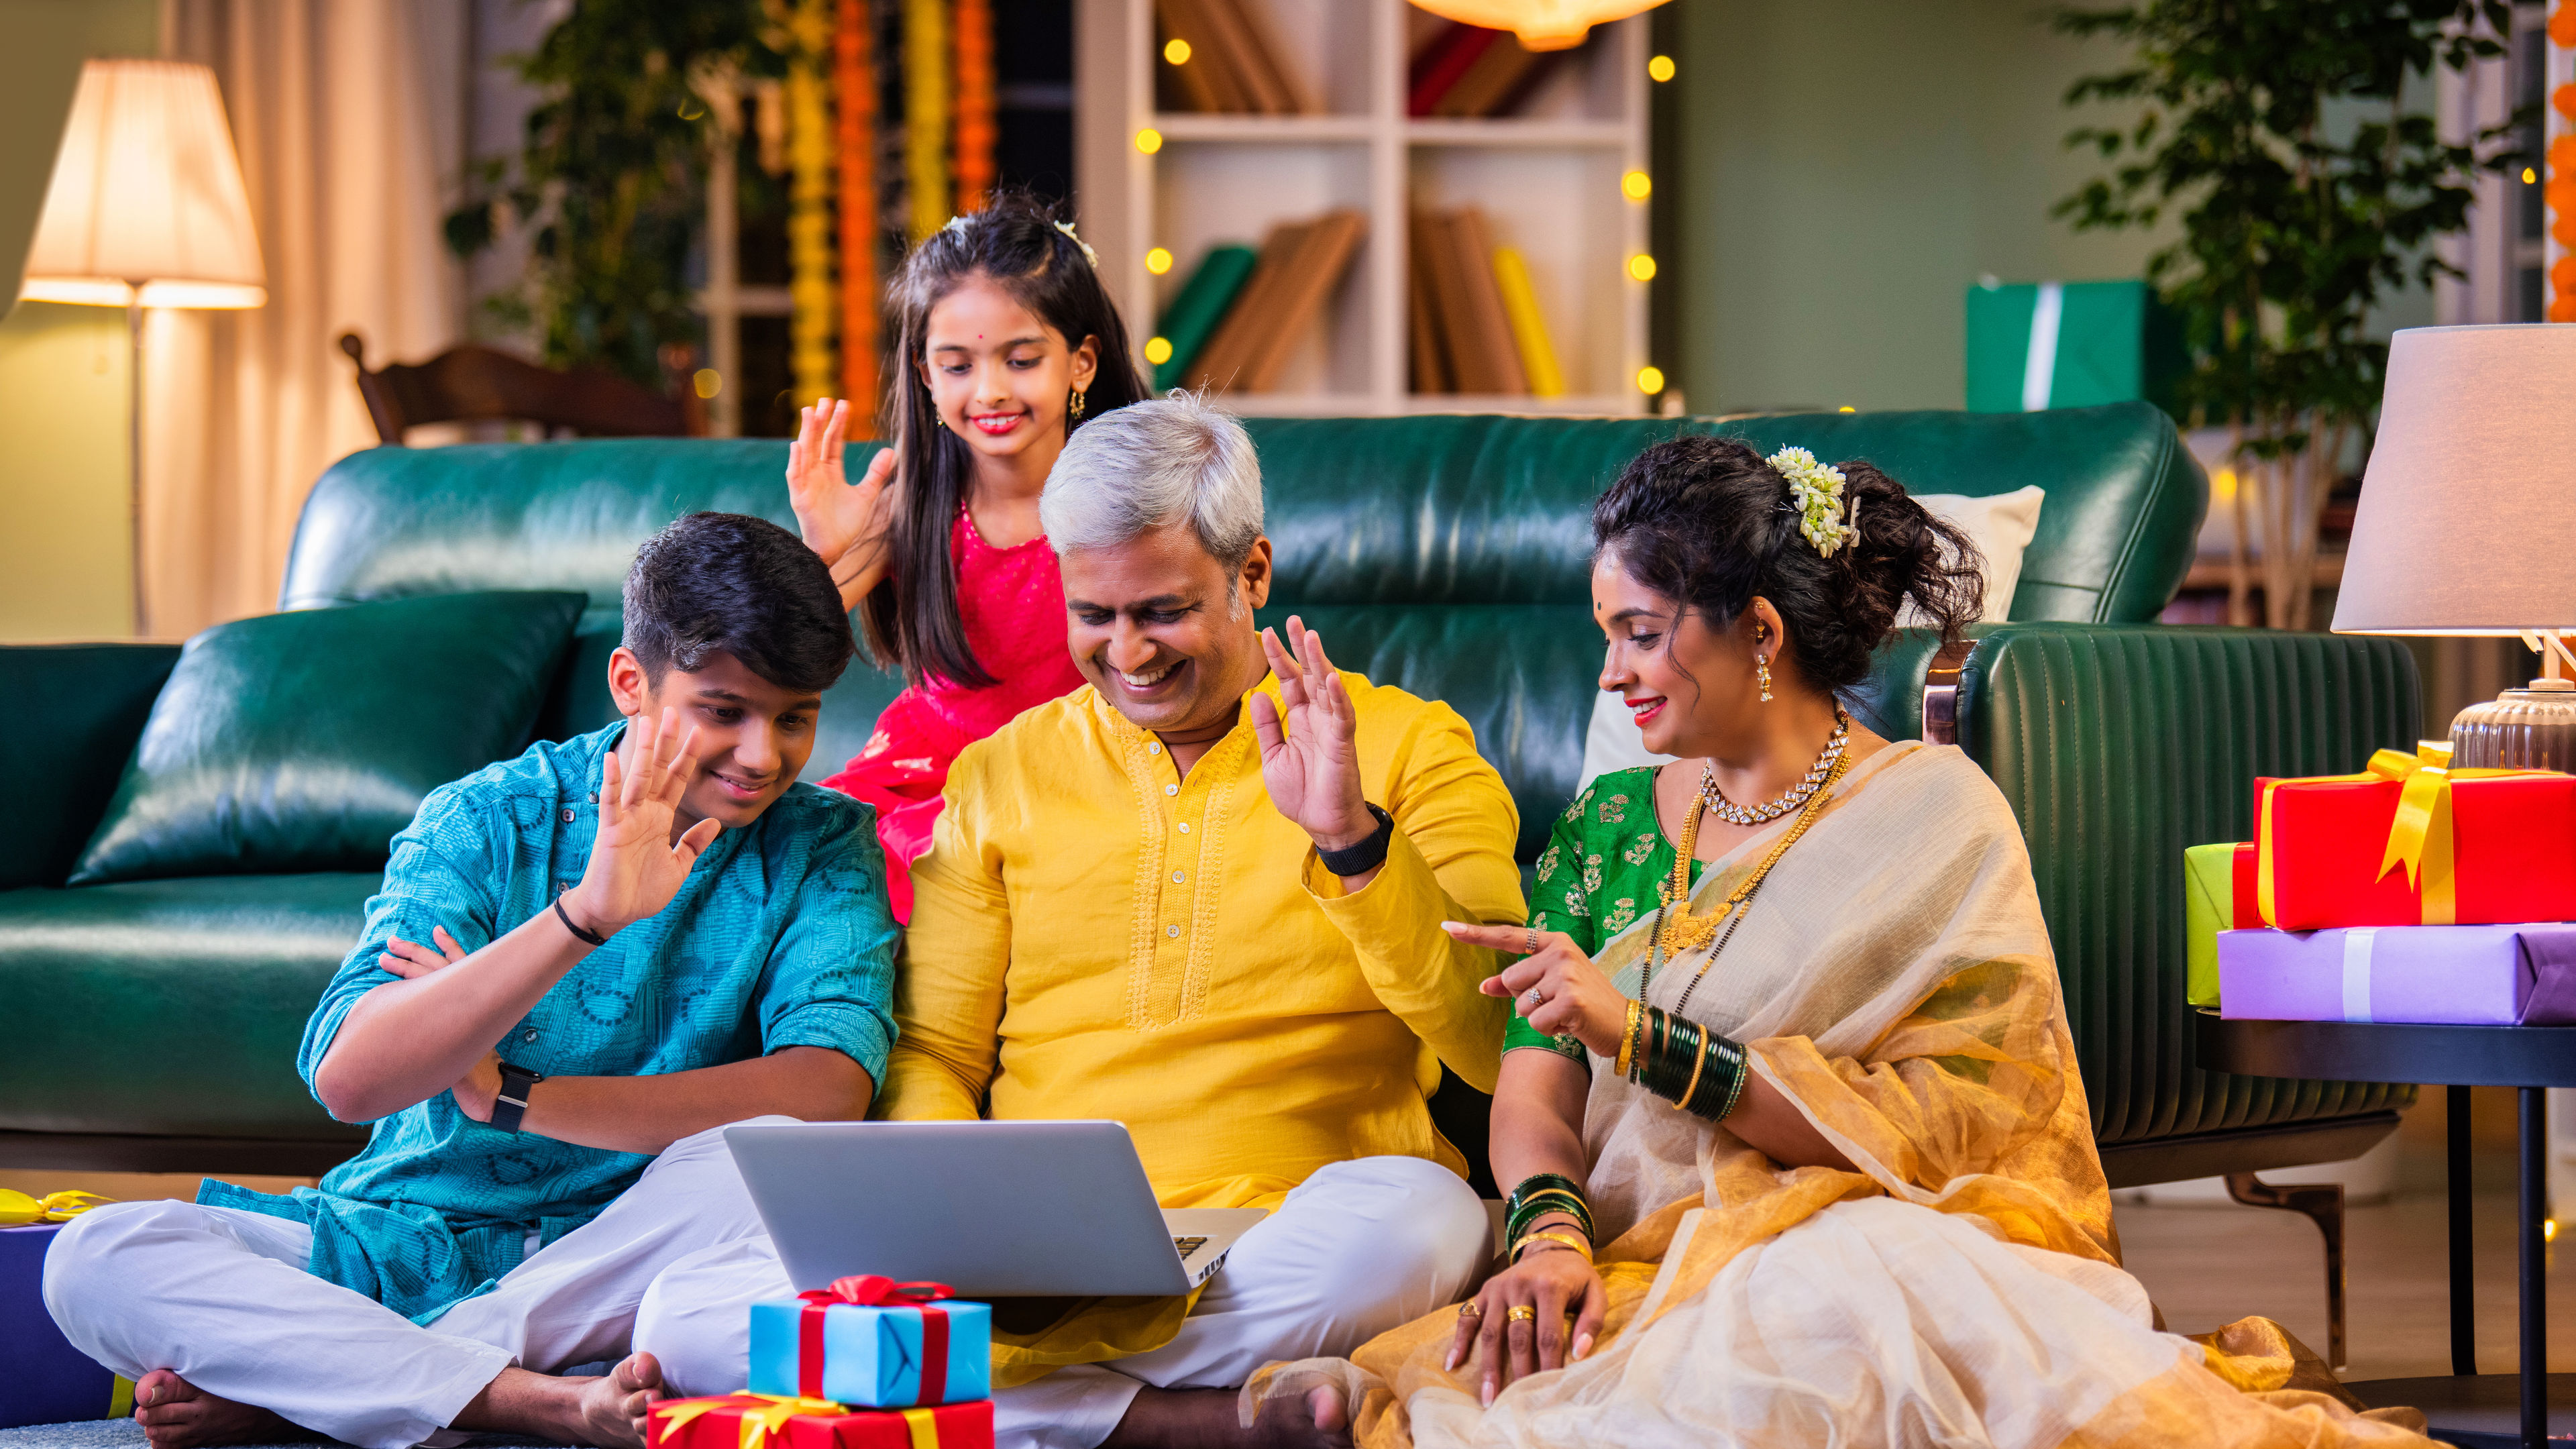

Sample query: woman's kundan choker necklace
[1698,710,1849,826]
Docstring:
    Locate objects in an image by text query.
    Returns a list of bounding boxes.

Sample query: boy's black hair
[623,512,857,693]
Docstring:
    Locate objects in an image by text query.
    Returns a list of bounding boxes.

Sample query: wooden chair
[337,334,708,444]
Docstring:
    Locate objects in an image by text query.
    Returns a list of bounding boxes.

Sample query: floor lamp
[16,58,265,638]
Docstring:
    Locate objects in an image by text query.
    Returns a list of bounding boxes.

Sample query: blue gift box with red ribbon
[748,1276,991,1409]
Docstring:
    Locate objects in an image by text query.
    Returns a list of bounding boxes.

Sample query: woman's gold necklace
[1649,711,1854,1015]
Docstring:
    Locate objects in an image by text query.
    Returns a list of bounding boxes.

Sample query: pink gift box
[2218,924,2576,1025]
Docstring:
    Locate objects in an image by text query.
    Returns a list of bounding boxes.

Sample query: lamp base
[2449,679,2576,771]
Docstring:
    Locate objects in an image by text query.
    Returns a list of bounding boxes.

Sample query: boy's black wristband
[553,892,610,947]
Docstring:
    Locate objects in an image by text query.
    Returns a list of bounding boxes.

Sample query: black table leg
[2522,1085,2547,1449]
[2459,1083,2479,1377]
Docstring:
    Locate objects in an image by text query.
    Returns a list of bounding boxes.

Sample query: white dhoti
[640,1154,1492,1449]
[43,1117,790,1449]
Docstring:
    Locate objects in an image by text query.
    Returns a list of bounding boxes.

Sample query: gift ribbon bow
[2257,744,2551,927]
[0,1190,112,1226]
[796,1276,956,1405]
[651,1394,948,1449]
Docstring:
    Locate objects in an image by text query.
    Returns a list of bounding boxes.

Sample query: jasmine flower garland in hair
[1767,445,1858,557]
[1053,219,1099,268]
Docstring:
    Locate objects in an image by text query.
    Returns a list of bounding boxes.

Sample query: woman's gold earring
[1756,654,1774,703]
[1070,389,1087,421]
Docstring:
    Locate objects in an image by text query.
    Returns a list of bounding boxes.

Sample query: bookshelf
[1073,0,1654,417]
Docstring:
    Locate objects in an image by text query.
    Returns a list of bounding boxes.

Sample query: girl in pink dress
[788,199,1146,920]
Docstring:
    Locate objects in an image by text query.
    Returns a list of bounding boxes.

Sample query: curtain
[146,0,460,637]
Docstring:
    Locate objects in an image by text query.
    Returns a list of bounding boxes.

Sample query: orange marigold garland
[836,0,878,427]
[2555,3,2576,321]
[953,0,996,213]
[785,0,838,406]
[905,0,951,241]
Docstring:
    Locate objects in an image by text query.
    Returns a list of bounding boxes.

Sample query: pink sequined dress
[822,507,1085,922]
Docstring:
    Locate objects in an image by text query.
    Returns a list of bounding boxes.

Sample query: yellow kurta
[883,671,1524,1210]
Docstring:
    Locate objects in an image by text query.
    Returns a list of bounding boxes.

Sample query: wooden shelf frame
[1074,0,1654,416]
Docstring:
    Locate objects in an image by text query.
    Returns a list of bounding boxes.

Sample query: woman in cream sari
[1251,437,2432,1447]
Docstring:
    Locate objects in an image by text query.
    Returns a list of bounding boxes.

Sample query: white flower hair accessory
[1052,219,1099,267]
[1766,445,1859,557]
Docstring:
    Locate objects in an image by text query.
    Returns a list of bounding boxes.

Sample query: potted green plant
[2055,0,2525,628]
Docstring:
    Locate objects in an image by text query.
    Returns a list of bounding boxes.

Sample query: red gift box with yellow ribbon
[2256,745,2576,930]
[647,1393,991,1449]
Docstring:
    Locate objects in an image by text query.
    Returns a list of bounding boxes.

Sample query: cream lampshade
[2332,323,2576,767]
[16,58,266,636]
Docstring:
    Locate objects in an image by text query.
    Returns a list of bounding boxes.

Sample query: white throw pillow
[1910,485,2045,625]
[1576,485,2045,785]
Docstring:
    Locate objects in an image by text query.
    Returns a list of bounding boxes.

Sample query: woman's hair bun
[1589,435,1986,694]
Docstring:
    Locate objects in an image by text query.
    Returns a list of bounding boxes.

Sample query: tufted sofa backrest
[281,402,2205,859]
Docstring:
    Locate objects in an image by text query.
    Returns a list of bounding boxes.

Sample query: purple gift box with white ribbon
[2217,923,2576,1025]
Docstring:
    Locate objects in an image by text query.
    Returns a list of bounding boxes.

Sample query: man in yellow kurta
[904,394,1519,1449]
[638,396,1522,1449]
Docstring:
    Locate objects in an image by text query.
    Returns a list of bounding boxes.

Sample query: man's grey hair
[1039,392,1265,574]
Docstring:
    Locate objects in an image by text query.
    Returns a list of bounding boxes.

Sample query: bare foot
[1106,1383,1350,1449]
[453,1352,664,1448]
[130,1370,301,1449]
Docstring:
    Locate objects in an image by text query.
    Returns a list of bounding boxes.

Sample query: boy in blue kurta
[48,513,900,1449]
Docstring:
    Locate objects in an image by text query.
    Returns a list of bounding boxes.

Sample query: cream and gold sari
[1252,741,2432,1447]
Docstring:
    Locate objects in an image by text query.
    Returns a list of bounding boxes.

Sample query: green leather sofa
[1,400,2414,1199]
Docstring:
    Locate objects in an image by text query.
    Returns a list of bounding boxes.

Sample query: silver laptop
[726,1120,1267,1297]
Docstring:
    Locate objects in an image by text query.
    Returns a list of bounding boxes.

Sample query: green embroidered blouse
[1504,765,1704,1063]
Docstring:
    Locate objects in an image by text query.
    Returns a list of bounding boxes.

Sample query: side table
[2195,1011,2576,1449]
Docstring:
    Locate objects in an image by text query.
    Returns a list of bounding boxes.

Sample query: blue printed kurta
[202,722,900,1323]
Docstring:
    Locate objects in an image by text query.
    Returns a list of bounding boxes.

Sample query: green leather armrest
[1953,623,2422,1142]
[0,643,179,890]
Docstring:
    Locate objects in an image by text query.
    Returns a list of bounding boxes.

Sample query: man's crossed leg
[641,1155,1492,1449]
[46,1119,779,1449]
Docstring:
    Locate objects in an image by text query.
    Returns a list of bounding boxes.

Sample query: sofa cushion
[0,875,375,1140]
[0,643,178,891]
[71,591,586,884]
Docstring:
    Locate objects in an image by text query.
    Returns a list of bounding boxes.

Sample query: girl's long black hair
[866,191,1148,688]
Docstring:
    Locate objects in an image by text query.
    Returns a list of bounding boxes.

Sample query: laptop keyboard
[1173,1236,1209,1258]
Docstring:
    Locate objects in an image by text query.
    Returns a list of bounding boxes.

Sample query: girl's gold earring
[1756,655,1774,703]
[1070,389,1087,421]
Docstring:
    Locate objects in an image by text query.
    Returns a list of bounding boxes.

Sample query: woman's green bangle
[1630,1005,1749,1122]
[1505,1190,1592,1237]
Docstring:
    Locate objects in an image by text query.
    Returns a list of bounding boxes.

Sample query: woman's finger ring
[1505,1305,1537,1324]
[1456,1301,1483,1320]
[1524,927,1542,955]
[1525,987,1547,1012]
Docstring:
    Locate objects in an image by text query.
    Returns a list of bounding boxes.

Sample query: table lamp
[2333,324,2576,768]
[15,58,265,637]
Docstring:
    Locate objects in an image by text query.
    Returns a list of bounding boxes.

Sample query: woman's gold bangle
[1674,1025,1712,1113]
[1615,999,1643,1078]
[1511,1230,1593,1264]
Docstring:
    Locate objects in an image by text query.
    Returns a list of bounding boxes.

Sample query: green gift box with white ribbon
[1964,279,2186,414]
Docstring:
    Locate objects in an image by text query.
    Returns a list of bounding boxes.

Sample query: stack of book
[1409,207,1563,398]
[1407,22,1583,118]
[1153,210,1367,394]
[1155,0,1313,114]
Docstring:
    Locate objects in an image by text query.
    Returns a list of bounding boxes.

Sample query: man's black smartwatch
[1316,802,1396,877]
[490,1061,543,1134]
